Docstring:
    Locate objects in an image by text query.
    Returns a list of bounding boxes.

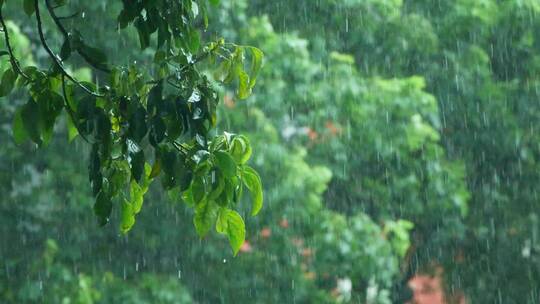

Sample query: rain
[1,0,539,303]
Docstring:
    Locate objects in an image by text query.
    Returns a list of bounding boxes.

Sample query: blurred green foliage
[2,0,540,303]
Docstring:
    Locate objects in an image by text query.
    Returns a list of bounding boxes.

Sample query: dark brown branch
[0,9,30,81]
[45,0,111,73]
[34,0,104,98]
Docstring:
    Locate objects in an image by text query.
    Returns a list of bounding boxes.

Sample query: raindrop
[188,89,201,103]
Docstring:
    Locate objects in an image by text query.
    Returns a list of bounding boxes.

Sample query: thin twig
[0,9,30,81]
[61,74,91,143]
[56,12,79,20]
[34,0,104,98]
[157,42,222,89]
[173,142,189,156]
[167,78,181,89]
[45,0,111,73]
[179,42,221,73]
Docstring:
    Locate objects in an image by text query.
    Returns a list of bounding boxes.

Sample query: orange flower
[325,121,341,136]
[260,227,272,238]
[307,127,318,141]
[280,218,289,228]
[239,241,252,253]
[223,94,235,108]
[301,248,313,258]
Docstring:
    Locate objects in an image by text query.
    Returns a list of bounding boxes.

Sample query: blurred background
[2,0,540,303]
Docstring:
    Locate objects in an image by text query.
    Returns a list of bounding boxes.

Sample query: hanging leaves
[0,0,264,254]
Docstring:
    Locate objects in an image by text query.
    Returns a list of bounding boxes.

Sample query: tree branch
[45,0,111,73]
[0,9,30,81]
[173,142,189,156]
[179,41,222,74]
[34,0,104,98]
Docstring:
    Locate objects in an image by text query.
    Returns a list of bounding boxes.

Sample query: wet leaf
[23,0,34,16]
[242,166,263,216]
[214,150,237,178]
[94,191,112,226]
[216,208,245,255]
[12,108,28,144]
[0,69,17,97]
[194,199,217,237]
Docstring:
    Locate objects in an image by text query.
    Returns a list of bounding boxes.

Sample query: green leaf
[191,1,199,18]
[120,199,136,234]
[214,60,232,83]
[131,163,151,213]
[187,29,201,53]
[77,44,109,70]
[208,0,220,6]
[66,112,79,142]
[21,100,43,145]
[191,176,206,204]
[135,18,150,49]
[130,179,145,214]
[128,106,148,143]
[53,0,67,7]
[12,108,28,144]
[122,164,151,233]
[229,135,252,164]
[157,22,170,48]
[208,173,225,201]
[222,177,235,205]
[108,160,131,196]
[216,208,245,256]
[23,0,35,16]
[89,144,102,195]
[60,39,72,60]
[149,157,162,179]
[193,199,217,237]
[149,116,166,146]
[199,0,209,29]
[181,188,195,207]
[36,91,64,147]
[94,109,111,141]
[147,81,163,113]
[236,66,250,99]
[214,151,237,178]
[248,47,263,89]
[130,150,145,183]
[94,191,112,226]
[242,166,263,216]
[0,69,18,97]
